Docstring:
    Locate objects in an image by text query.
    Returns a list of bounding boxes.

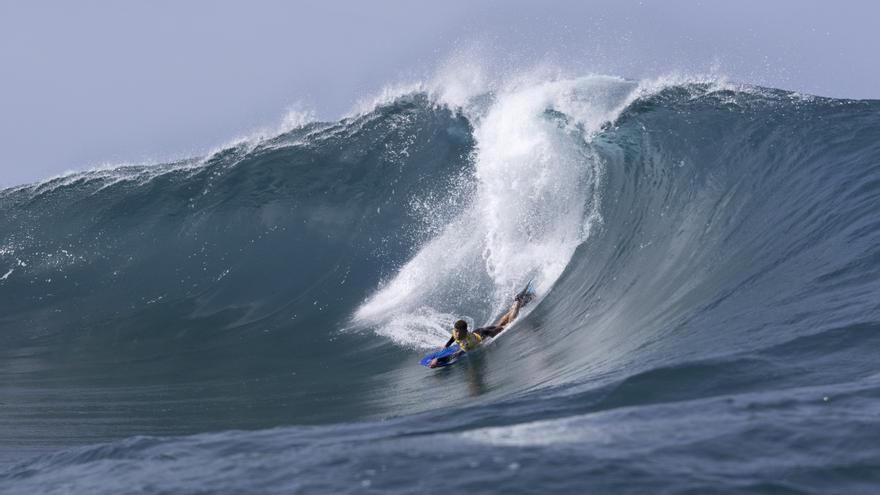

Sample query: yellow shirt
[454,331,482,352]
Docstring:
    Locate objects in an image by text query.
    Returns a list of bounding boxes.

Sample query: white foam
[429,41,494,112]
[458,403,718,449]
[278,105,318,133]
[349,81,428,118]
[346,42,493,119]
[462,414,611,447]
[354,74,652,348]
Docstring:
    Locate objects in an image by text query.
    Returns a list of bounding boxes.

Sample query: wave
[2,74,880,493]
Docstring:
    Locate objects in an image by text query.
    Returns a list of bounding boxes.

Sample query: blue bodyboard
[419,344,461,368]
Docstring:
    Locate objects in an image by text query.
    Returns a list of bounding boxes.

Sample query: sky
[1,0,878,187]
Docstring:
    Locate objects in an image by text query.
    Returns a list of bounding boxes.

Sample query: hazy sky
[1,0,877,187]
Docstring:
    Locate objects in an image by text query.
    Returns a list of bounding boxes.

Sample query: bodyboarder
[428,290,533,368]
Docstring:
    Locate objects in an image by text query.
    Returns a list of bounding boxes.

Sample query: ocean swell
[2,76,880,494]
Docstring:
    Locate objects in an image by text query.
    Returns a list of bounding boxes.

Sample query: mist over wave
[2,71,879,494]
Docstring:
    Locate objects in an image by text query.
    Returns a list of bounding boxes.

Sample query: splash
[354,75,640,347]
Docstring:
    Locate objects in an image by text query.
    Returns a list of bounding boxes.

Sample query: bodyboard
[419,343,461,368]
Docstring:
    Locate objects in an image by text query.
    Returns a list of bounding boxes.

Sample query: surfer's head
[453,319,468,338]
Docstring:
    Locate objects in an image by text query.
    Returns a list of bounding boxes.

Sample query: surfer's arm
[443,336,455,348]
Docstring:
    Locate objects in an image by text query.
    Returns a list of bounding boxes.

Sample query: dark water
[1,79,879,494]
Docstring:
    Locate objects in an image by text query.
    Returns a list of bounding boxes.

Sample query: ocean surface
[1,76,879,494]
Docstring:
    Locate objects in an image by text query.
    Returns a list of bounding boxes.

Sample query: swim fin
[515,279,535,307]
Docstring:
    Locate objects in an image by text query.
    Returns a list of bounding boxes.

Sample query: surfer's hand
[429,358,439,368]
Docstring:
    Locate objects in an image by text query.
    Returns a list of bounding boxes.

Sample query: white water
[355,75,643,349]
